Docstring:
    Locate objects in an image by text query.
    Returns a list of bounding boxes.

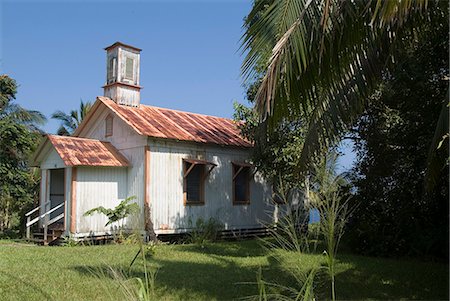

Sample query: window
[125,57,134,80]
[183,158,216,206]
[232,162,252,205]
[108,57,116,82]
[105,115,113,137]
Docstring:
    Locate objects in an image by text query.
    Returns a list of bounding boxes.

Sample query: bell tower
[103,42,142,107]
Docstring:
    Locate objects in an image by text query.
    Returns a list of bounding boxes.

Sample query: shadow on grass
[175,239,270,258]
[334,254,450,300]
[70,241,449,301]
[71,255,295,300]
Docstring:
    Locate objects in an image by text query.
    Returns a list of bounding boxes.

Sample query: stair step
[31,229,62,246]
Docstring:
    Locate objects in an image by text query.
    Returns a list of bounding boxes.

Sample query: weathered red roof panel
[98,97,252,148]
[47,135,130,167]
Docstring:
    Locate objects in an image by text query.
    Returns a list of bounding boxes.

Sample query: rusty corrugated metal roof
[47,135,130,167]
[98,96,252,148]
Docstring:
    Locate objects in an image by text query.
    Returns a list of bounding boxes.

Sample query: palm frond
[241,0,434,173]
[2,103,46,127]
[51,99,92,135]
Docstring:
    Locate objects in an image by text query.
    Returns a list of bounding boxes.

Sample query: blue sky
[1,0,355,171]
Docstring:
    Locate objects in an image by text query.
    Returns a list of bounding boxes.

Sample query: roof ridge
[96,96,252,148]
[48,134,108,143]
[139,103,238,122]
[98,96,238,122]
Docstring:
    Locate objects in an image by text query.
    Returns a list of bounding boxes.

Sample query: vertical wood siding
[148,139,274,233]
[75,167,129,234]
[79,107,147,233]
[39,169,48,228]
[64,167,72,234]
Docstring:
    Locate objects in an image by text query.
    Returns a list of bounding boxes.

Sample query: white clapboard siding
[149,139,274,233]
[40,148,65,169]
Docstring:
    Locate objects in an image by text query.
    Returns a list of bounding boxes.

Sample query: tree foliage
[241,0,444,173]
[51,99,92,135]
[345,14,449,260]
[234,100,306,192]
[234,20,307,191]
[84,196,140,227]
[0,75,44,233]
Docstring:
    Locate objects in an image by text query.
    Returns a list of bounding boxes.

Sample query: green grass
[0,239,447,300]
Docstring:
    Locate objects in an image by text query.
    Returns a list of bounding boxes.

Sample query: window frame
[182,158,216,206]
[232,162,252,205]
[105,114,113,137]
[108,57,117,82]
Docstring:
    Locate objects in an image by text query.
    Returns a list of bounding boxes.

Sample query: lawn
[0,239,448,300]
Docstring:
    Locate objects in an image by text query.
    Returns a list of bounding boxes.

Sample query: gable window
[232,162,252,205]
[183,158,216,206]
[125,57,134,80]
[105,115,113,137]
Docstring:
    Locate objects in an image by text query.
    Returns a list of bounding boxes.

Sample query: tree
[0,75,46,129]
[0,121,39,231]
[0,75,45,233]
[233,100,306,193]
[241,0,446,174]
[51,99,92,135]
[345,15,449,260]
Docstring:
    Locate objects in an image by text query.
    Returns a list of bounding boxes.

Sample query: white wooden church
[29,42,281,242]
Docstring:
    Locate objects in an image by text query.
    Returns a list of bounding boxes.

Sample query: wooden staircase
[31,224,64,245]
[25,201,65,245]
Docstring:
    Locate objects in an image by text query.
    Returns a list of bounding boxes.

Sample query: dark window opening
[232,163,251,205]
[184,161,205,205]
[105,115,113,137]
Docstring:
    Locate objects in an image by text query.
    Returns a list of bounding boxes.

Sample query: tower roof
[104,41,142,52]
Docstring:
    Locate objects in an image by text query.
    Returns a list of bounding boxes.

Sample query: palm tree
[0,75,46,130]
[241,0,446,175]
[51,100,92,135]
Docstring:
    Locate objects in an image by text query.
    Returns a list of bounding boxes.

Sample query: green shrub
[187,217,223,247]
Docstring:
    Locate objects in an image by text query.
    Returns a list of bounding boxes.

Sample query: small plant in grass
[266,176,314,253]
[256,153,352,301]
[252,265,319,301]
[127,240,159,301]
[83,196,140,242]
[187,217,223,247]
[60,234,79,247]
[91,234,160,301]
[314,190,349,301]
[308,154,352,301]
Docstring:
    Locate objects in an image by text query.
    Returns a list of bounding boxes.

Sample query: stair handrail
[25,201,65,240]
[26,203,64,227]
[25,206,40,217]
[47,213,65,228]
